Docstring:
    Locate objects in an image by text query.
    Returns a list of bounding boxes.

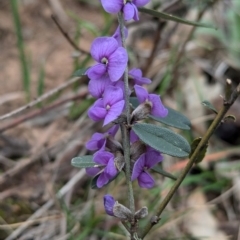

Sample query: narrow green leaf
[10,0,31,100]
[189,138,208,164]
[133,123,191,158]
[151,165,177,180]
[71,155,102,168]
[139,7,214,28]
[202,100,218,114]
[130,97,191,130]
[72,68,88,77]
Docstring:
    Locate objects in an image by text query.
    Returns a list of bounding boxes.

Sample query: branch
[140,81,240,239]
[0,76,86,121]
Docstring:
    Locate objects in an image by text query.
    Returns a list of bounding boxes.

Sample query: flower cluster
[84,0,168,218]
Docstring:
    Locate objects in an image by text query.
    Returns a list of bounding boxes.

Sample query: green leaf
[149,108,191,130]
[130,97,191,130]
[71,155,102,168]
[72,68,88,77]
[139,7,214,28]
[202,100,218,114]
[151,165,177,180]
[189,138,208,164]
[133,123,191,158]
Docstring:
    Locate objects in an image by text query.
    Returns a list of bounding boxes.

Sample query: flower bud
[130,141,146,161]
[104,194,115,216]
[113,201,133,220]
[131,102,152,123]
[103,195,133,220]
[134,206,148,220]
[114,152,125,171]
[106,136,123,152]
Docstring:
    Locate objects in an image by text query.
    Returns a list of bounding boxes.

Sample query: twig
[5,169,86,240]
[140,81,240,239]
[0,124,57,190]
[51,15,89,54]
[171,0,218,84]
[0,76,85,121]
[142,21,166,76]
[0,88,88,133]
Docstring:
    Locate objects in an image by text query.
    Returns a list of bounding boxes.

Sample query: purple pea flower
[88,75,112,98]
[86,125,119,151]
[86,151,118,188]
[101,0,151,21]
[130,129,139,143]
[112,25,128,46]
[87,37,128,82]
[129,68,151,85]
[104,194,115,216]
[131,148,163,188]
[134,85,168,118]
[88,86,125,126]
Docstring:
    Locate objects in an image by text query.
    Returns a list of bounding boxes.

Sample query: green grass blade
[10,0,31,100]
[139,7,214,28]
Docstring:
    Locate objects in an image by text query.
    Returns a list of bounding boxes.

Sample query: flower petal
[93,151,114,165]
[144,149,163,168]
[108,47,128,82]
[103,100,125,126]
[134,85,148,103]
[104,194,115,216]
[86,167,101,176]
[129,68,151,85]
[133,0,150,7]
[108,125,120,136]
[105,158,118,178]
[148,94,168,118]
[132,4,140,21]
[88,76,112,98]
[103,86,124,106]
[86,132,106,151]
[90,37,118,62]
[130,130,139,143]
[123,3,135,21]
[112,25,128,46]
[88,99,107,122]
[101,0,123,14]
[138,171,155,188]
[131,154,146,181]
[97,172,109,188]
[87,63,107,80]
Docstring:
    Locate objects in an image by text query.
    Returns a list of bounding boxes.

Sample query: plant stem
[140,82,240,239]
[118,12,136,239]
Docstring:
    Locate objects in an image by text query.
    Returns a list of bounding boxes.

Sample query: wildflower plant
[71,1,240,239]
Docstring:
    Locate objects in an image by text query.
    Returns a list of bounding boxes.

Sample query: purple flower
[87,37,128,82]
[131,148,163,188]
[129,68,151,85]
[130,129,139,143]
[112,26,128,46]
[88,86,125,126]
[134,85,168,118]
[86,125,119,151]
[88,75,112,98]
[100,0,150,21]
[86,151,118,188]
[104,194,115,216]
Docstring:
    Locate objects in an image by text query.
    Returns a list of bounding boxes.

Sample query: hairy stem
[118,12,136,239]
[140,82,240,238]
